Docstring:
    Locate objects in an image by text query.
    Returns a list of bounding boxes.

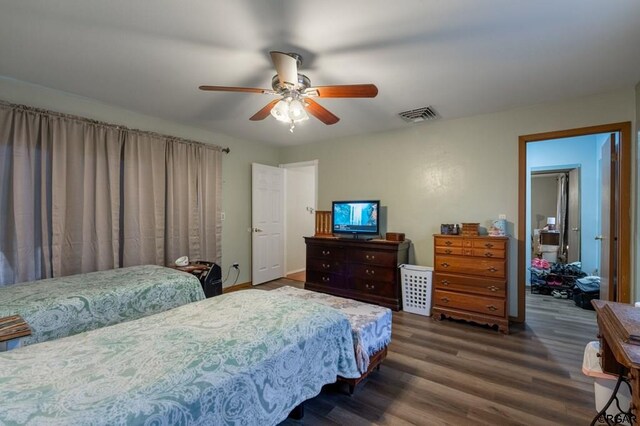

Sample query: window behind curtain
[0,101,222,286]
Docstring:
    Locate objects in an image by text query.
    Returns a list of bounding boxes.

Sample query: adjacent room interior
[1,1,639,425]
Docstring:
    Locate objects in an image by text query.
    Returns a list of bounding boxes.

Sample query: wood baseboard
[222,282,252,294]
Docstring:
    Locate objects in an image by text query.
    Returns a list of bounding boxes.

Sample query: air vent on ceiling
[398,106,440,123]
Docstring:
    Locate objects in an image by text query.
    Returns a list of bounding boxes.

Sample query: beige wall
[0,77,280,286]
[280,88,637,317]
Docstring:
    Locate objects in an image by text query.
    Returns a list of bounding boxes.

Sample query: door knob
[571,227,580,231]
[595,235,604,240]
[252,228,263,232]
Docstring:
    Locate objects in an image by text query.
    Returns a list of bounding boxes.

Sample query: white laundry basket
[400,264,433,316]
[583,341,632,424]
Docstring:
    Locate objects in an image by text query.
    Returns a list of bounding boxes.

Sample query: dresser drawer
[353,278,396,298]
[435,246,464,256]
[471,248,506,259]
[307,258,343,274]
[434,290,505,317]
[435,255,506,278]
[472,239,507,250]
[349,249,397,267]
[350,264,396,282]
[306,270,346,288]
[307,244,344,261]
[434,272,506,297]
[434,236,462,247]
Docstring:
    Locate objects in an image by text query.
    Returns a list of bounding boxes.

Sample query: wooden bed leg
[288,402,304,420]
[348,384,355,395]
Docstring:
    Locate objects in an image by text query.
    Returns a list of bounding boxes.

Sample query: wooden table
[593,300,640,424]
[0,315,31,343]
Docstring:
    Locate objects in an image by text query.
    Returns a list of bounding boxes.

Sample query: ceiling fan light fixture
[270,98,290,123]
[270,97,309,133]
[288,99,309,123]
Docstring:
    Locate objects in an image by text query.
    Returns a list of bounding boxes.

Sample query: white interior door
[252,163,284,285]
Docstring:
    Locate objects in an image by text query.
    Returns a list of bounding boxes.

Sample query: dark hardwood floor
[257,278,598,425]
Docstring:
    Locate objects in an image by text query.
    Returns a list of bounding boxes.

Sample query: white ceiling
[1,1,639,146]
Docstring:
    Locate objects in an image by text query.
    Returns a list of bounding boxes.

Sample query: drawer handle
[321,276,330,282]
[486,305,498,312]
[365,283,375,290]
[365,254,375,260]
[445,241,453,246]
[322,263,331,269]
[487,267,498,272]
[444,249,452,254]
[365,269,375,276]
[440,297,450,303]
[441,263,449,268]
[487,285,499,292]
[321,250,331,256]
[441,279,449,286]
[485,243,494,248]
[484,252,494,257]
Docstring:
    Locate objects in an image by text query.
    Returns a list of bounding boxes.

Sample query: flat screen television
[332,200,380,238]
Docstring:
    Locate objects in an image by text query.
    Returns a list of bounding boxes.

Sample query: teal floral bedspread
[0,265,205,348]
[0,290,359,425]
[272,286,392,373]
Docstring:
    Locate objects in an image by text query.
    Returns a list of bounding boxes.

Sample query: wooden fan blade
[199,85,269,94]
[270,51,298,88]
[309,84,378,98]
[249,99,280,121]
[305,99,339,125]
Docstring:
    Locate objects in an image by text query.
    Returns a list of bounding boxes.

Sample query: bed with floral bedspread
[0,265,204,349]
[0,290,359,425]
[272,285,392,374]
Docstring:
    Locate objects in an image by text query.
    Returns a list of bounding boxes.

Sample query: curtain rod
[1,100,230,154]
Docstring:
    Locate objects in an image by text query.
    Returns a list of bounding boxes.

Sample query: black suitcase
[572,280,599,310]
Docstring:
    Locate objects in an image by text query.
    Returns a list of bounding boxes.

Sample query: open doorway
[517,122,631,322]
[281,160,318,282]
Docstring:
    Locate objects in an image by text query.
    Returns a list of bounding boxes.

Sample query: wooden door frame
[517,122,631,322]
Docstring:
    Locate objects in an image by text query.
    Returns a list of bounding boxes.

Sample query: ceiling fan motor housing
[271,74,311,92]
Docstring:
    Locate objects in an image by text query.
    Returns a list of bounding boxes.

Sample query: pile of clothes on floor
[529,257,552,282]
[529,259,598,308]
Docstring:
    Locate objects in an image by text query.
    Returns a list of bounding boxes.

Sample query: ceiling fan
[199,51,378,132]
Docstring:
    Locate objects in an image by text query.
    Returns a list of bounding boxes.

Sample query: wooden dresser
[304,237,410,310]
[432,234,509,333]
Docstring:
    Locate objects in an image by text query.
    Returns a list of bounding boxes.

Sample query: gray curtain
[122,133,167,267]
[556,173,569,262]
[0,101,223,286]
[50,117,124,277]
[165,142,222,265]
[0,106,53,284]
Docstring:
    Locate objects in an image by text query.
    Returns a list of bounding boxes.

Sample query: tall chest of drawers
[304,237,409,311]
[432,235,509,333]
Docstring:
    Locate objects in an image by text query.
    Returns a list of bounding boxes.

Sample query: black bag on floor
[572,280,600,310]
